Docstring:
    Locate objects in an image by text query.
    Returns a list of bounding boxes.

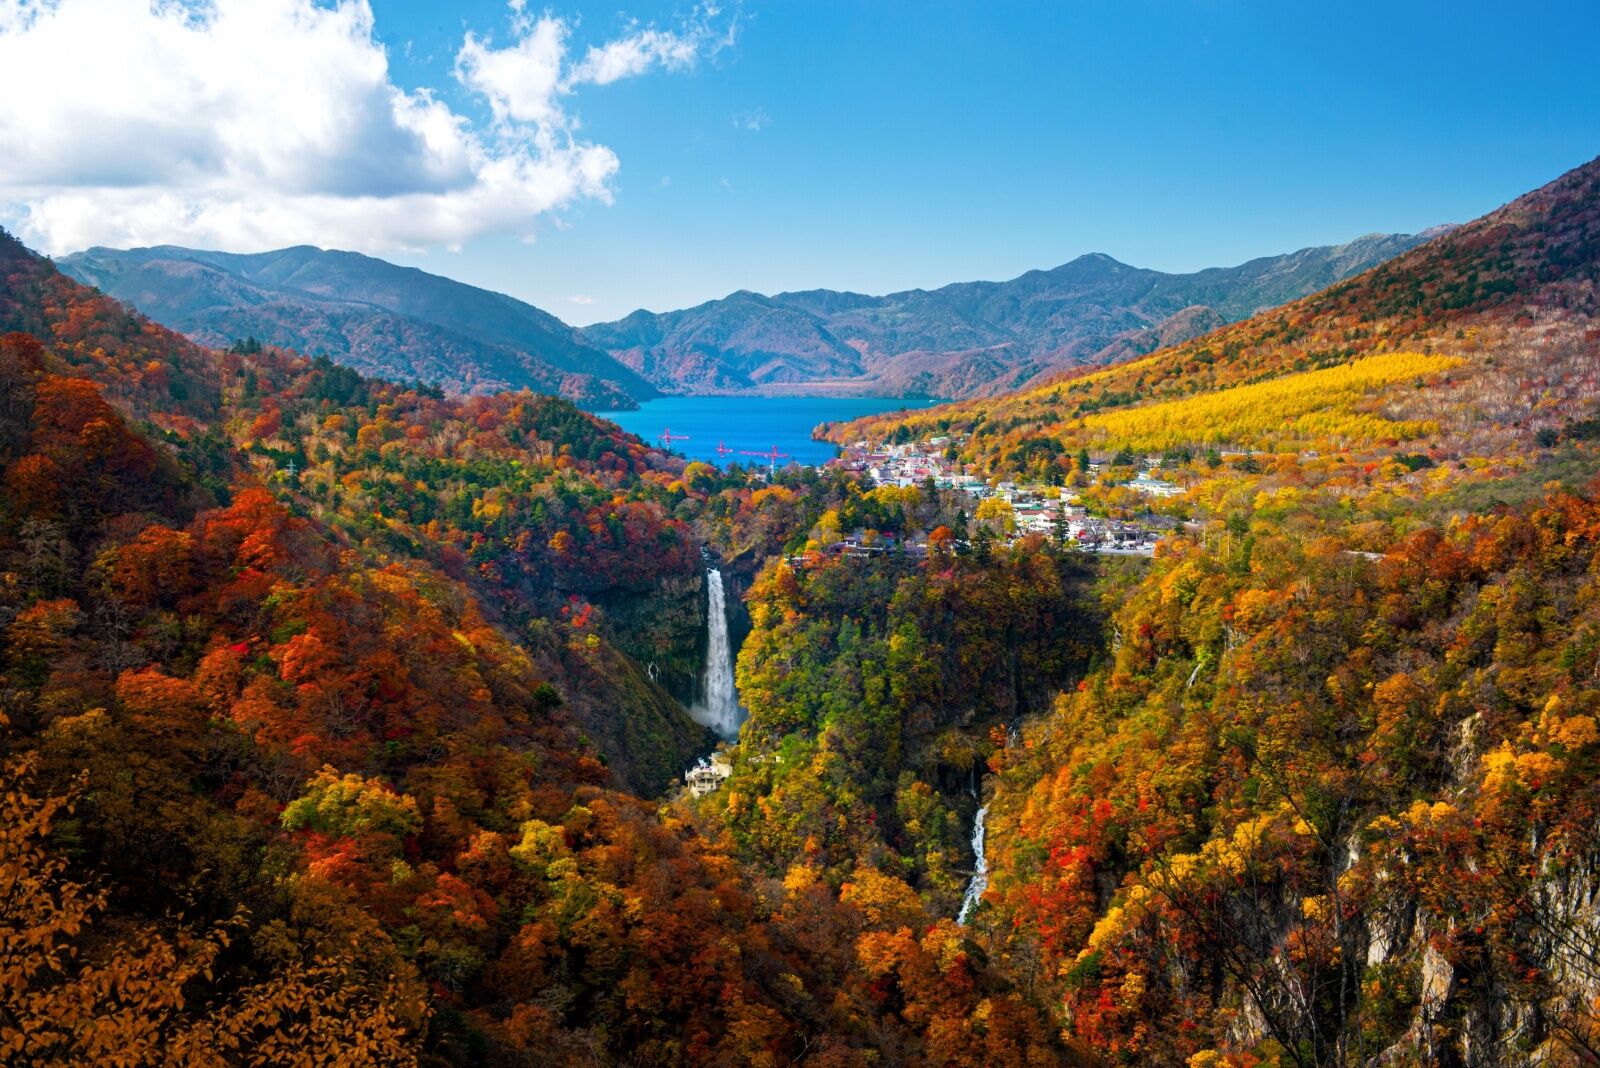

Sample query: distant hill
[581,231,1446,398]
[827,154,1600,466]
[57,244,658,408]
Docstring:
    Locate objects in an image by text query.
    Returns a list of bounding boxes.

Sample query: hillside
[755,154,1600,1065]
[1,228,706,793]
[581,230,1440,398]
[58,244,658,408]
[0,229,1077,1065]
[827,155,1600,472]
[10,146,1600,1066]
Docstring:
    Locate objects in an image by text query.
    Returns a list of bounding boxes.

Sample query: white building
[685,753,733,797]
[1125,473,1185,498]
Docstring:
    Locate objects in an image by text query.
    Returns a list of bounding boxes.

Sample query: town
[815,435,1186,559]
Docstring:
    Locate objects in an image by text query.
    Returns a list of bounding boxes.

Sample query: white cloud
[0,0,734,254]
[570,27,701,86]
[733,107,770,132]
[456,14,570,131]
[569,4,735,86]
[567,293,595,305]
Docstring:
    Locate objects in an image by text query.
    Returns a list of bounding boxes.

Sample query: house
[834,530,897,558]
[1013,507,1057,536]
[1125,472,1185,498]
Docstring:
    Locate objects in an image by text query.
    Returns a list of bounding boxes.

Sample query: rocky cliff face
[1194,715,1600,1066]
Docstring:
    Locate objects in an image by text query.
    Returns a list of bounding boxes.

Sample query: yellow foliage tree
[0,754,424,1067]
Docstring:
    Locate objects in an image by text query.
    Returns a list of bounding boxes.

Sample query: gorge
[957,803,990,926]
[690,567,743,740]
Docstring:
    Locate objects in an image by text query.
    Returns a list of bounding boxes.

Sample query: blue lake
[593,395,943,468]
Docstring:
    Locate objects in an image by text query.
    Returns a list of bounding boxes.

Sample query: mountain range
[60,231,1444,408]
[7,136,1600,1067]
[580,229,1450,398]
[830,157,1600,464]
[57,244,658,408]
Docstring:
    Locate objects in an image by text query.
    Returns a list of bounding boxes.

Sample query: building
[685,753,733,797]
[1125,472,1185,498]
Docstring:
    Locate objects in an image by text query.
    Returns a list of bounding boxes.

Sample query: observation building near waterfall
[685,753,733,797]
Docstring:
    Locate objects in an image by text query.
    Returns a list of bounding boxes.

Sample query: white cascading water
[957,803,990,925]
[690,568,743,739]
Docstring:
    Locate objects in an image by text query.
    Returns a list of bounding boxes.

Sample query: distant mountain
[581,231,1448,399]
[57,245,658,408]
[829,154,1600,459]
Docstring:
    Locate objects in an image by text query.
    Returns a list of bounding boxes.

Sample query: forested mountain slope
[581,231,1438,398]
[8,146,1600,1068]
[58,244,657,407]
[828,155,1600,474]
[0,230,1073,1065]
[769,154,1600,1065]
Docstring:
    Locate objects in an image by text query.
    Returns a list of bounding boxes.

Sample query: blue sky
[2,1,1596,325]
[375,0,1600,322]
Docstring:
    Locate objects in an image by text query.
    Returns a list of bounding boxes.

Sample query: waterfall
[689,568,743,740]
[957,803,990,925]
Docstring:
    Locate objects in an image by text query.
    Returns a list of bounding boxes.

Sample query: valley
[3,118,1599,1068]
[4,1,1599,1065]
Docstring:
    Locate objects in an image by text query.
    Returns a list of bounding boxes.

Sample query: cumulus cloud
[456,14,571,131]
[0,0,735,254]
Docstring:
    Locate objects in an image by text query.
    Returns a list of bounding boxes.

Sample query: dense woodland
[0,230,1073,1065]
[2,154,1600,1067]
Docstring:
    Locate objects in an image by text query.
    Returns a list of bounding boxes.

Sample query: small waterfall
[957,803,990,925]
[690,568,743,740]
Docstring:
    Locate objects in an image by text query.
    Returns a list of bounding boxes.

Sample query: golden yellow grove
[1075,352,1463,451]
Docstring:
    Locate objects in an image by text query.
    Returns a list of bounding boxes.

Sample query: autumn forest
[3,124,1600,1068]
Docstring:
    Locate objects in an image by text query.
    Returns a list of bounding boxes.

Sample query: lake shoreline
[592,394,944,468]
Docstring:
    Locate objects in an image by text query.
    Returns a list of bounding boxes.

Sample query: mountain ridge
[58,231,1442,407]
[58,243,659,408]
[8,149,1600,1068]
[825,154,1600,467]
[581,230,1445,398]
